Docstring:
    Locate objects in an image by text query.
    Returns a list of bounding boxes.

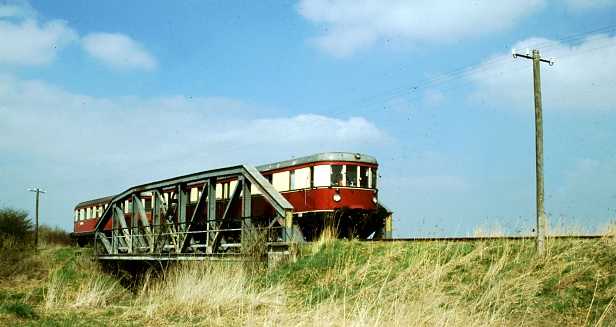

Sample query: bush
[0,207,44,281]
[0,206,32,248]
[0,235,44,280]
[39,225,73,247]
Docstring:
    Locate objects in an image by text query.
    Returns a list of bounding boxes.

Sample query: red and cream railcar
[73,152,382,246]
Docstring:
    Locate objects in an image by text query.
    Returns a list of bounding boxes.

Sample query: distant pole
[29,188,46,250]
[512,49,554,256]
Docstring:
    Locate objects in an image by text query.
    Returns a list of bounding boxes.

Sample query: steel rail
[361,235,607,242]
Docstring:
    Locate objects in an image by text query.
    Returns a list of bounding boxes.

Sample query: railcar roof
[75,195,115,209]
[257,152,378,172]
[75,152,377,208]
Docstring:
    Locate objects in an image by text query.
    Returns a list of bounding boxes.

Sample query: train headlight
[333,193,342,202]
[372,196,378,204]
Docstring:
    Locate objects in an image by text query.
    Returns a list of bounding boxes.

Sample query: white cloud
[298,0,546,57]
[467,35,616,112]
[0,3,157,70]
[82,33,157,71]
[0,1,36,18]
[0,3,76,65]
[0,74,388,171]
[0,75,390,231]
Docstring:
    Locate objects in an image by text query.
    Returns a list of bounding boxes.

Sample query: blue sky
[1,0,615,237]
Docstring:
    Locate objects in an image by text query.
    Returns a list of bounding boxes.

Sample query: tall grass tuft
[311,221,338,255]
[43,249,129,311]
[71,275,125,308]
[131,261,285,324]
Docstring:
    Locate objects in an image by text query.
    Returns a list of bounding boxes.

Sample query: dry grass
[127,261,285,325]
[42,250,129,312]
[2,229,615,326]
[269,236,616,326]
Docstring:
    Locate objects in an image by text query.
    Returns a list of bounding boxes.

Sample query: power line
[43,26,616,193]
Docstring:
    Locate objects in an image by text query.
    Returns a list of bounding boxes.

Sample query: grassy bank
[263,237,616,325]
[1,236,615,326]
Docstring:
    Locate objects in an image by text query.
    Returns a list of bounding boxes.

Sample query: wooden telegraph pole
[512,49,554,256]
[29,188,46,250]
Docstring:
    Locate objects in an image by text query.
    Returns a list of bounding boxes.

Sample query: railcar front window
[346,165,358,187]
[313,165,330,187]
[360,166,369,188]
[331,165,343,186]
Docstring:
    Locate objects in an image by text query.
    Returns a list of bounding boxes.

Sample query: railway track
[362,235,607,242]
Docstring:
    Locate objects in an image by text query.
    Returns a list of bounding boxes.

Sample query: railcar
[72,152,391,249]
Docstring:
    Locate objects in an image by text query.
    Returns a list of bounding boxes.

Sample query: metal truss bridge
[93,164,304,261]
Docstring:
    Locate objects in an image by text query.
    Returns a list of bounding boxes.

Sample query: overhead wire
[44,25,616,192]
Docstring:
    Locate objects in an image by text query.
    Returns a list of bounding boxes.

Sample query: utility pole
[29,188,46,250]
[512,49,554,257]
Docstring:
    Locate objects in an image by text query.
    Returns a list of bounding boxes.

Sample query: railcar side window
[229,181,238,198]
[144,199,152,211]
[273,171,290,191]
[216,183,223,199]
[289,170,295,190]
[217,181,236,199]
[251,174,272,195]
[190,188,199,204]
[293,167,311,189]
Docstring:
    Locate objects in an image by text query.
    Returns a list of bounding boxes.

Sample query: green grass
[0,302,38,319]
[1,236,615,326]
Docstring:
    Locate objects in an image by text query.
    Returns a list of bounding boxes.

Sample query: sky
[1,0,616,237]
